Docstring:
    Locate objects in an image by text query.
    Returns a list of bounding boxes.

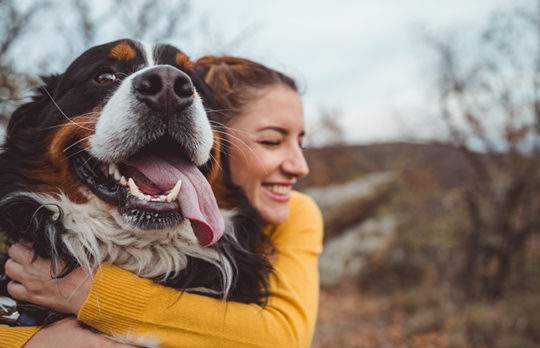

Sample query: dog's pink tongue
[123,154,224,247]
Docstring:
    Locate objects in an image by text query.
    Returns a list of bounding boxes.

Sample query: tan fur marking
[23,112,100,203]
[207,128,246,210]
[175,52,193,70]
[109,42,137,61]
[206,128,222,187]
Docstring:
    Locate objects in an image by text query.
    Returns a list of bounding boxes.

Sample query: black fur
[0,39,272,327]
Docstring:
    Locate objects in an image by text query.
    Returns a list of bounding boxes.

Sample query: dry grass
[313,281,540,348]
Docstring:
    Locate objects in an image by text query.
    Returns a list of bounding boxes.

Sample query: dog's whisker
[42,120,98,131]
[220,125,258,138]
[205,107,241,115]
[41,87,95,131]
[217,130,267,172]
[209,128,257,160]
[208,152,224,173]
[76,156,94,171]
[78,111,102,116]
[63,135,93,153]
[42,119,98,131]
[211,122,263,140]
[64,147,89,161]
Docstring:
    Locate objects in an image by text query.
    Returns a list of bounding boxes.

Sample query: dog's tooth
[137,192,146,201]
[108,163,116,176]
[166,181,181,202]
[144,194,152,201]
[128,178,140,195]
[120,176,127,186]
[166,179,182,202]
[159,195,167,202]
[114,168,121,181]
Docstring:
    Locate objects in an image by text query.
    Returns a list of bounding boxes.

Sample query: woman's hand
[23,317,138,348]
[4,243,92,315]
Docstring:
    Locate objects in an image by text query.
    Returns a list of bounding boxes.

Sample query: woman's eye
[260,140,281,146]
[95,71,117,85]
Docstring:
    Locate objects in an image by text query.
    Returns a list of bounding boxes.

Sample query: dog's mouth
[69,138,224,247]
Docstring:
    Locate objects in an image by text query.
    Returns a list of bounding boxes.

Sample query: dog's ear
[6,74,61,137]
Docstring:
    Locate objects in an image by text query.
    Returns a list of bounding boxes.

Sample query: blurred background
[1,0,540,347]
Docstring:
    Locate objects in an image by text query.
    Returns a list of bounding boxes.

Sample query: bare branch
[73,0,96,47]
[0,0,50,59]
[424,1,540,299]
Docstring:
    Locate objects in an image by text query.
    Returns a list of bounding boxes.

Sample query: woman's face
[227,84,309,225]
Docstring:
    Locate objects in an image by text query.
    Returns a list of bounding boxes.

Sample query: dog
[0,39,272,332]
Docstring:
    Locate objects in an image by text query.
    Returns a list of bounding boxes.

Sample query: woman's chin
[259,200,290,225]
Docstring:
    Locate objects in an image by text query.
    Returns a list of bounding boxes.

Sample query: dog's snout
[133,66,194,112]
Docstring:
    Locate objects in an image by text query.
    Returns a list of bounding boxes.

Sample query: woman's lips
[262,183,293,202]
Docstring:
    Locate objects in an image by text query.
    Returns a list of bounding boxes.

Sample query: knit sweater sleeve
[77,191,323,348]
[0,325,41,347]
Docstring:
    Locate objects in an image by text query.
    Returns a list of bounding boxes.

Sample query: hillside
[304,142,540,347]
[298,142,476,190]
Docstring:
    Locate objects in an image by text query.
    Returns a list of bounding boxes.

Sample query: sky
[7,0,525,146]
[182,0,522,145]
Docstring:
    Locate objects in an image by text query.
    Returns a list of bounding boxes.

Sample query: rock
[303,172,396,240]
[319,215,397,288]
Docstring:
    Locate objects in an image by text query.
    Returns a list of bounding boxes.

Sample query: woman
[1,56,323,348]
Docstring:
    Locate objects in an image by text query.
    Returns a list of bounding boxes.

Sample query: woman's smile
[262,183,294,202]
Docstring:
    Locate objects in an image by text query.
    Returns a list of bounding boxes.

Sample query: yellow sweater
[0,191,323,347]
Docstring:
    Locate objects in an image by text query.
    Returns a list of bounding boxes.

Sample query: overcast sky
[9,0,526,145]
[180,0,523,145]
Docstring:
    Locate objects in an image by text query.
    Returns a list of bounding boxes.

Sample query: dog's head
[3,39,224,247]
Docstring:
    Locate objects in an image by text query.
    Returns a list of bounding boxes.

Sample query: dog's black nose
[133,66,194,112]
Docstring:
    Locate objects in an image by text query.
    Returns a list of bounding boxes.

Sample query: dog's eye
[95,72,117,85]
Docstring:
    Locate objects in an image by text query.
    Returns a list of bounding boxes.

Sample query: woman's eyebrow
[257,126,288,135]
[257,127,306,138]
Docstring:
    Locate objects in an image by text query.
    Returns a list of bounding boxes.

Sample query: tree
[0,0,49,126]
[0,0,210,128]
[426,1,540,298]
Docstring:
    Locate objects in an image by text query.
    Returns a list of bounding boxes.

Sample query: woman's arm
[79,192,323,348]
[2,192,323,348]
[0,325,40,347]
[0,317,138,348]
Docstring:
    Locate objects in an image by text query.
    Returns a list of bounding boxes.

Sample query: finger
[8,243,35,265]
[7,279,28,300]
[19,240,34,248]
[4,258,26,282]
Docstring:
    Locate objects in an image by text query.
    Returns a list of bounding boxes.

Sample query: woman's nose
[282,144,309,178]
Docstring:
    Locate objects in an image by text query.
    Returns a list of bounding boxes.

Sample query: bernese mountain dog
[0,39,271,329]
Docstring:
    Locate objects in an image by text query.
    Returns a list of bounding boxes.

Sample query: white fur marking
[108,331,162,348]
[18,192,235,298]
[142,42,155,67]
[89,64,213,166]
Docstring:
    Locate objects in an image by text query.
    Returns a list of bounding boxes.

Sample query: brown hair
[194,56,297,124]
[193,57,290,302]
